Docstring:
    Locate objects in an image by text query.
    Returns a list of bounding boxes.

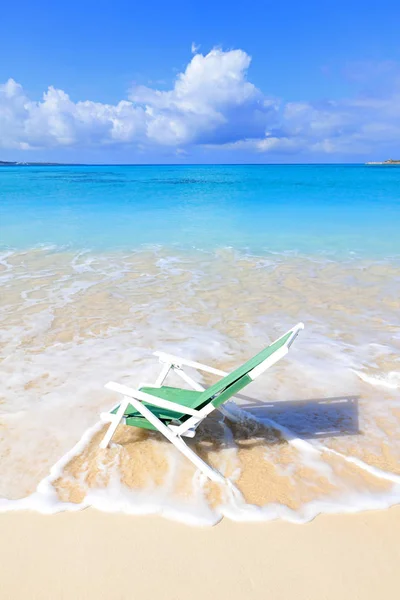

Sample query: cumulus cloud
[1,50,399,157]
[0,78,146,150]
[0,48,275,151]
[130,48,277,146]
[224,62,400,156]
[260,88,400,155]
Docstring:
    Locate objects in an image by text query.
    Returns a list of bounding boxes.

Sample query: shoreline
[1,246,400,524]
[1,506,399,599]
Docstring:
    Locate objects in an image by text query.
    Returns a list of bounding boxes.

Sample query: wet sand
[1,248,399,598]
[1,506,399,600]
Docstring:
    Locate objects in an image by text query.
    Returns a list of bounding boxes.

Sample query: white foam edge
[0,421,104,514]
[1,401,400,527]
[218,402,400,522]
[224,402,400,484]
[220,483,400,524]
[352,369,400,389]
[0,419,221,526]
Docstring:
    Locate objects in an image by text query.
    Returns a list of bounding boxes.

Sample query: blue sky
[1,0,399,163]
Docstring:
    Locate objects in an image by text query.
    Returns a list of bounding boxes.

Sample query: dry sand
[1,507,399,600]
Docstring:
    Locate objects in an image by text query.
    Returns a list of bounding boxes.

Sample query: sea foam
[1,246,399,525]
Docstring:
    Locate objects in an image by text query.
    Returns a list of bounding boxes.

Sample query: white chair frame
[100,323,304,483]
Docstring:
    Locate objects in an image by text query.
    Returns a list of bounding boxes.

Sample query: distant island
[366,159,400,165]
[0,161,83,166]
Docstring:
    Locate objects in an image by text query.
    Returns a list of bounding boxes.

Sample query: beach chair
[100,323,304,484]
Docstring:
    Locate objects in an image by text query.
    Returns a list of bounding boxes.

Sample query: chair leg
[100,397,130,449]
[127,396,227,484]
[154,362,172,387]
[169,434,226,484]
[218,404,241,423]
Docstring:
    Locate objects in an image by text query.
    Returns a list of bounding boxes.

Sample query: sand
[1,507,399,599]
[2,248,400,598]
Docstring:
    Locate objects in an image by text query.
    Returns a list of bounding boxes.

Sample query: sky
[1,0,400,163]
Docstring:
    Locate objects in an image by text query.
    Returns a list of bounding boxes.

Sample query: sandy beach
[1,506,399,599]
[1,174,399,599]
[2,0,400,594]
[2,0,400,592]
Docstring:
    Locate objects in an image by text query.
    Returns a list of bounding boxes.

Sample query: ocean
[1,164,399,524]
[1,164,400,256]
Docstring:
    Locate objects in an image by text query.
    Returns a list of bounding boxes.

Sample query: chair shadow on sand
[231,393,360,440]
[192,393,360,462]
[116,394,360,463]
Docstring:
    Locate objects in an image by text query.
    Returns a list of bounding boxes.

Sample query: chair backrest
[197,323,304,409]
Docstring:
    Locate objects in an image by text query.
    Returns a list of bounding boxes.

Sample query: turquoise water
[1,164,399,256]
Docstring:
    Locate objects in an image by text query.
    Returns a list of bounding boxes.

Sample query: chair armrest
[104,381,203,418]
[153,351,228,377]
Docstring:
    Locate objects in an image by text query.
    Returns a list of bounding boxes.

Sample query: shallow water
[1,164,400,257]
[0,245,399,524]
[1,164,399,524]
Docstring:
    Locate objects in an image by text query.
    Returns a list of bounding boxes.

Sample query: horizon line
[0,161,373,167]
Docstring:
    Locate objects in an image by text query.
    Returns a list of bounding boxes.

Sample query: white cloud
[1,51,399,157]
[0,48,274,151]
[130,48,276,146]
[191,42,200,54]
[269,88,400,154]
[0,79,148,150]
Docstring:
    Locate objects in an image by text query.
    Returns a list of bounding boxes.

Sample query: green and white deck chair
[100,323,304,484]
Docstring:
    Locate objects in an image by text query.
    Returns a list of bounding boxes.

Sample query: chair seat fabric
[111,385,203,430]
